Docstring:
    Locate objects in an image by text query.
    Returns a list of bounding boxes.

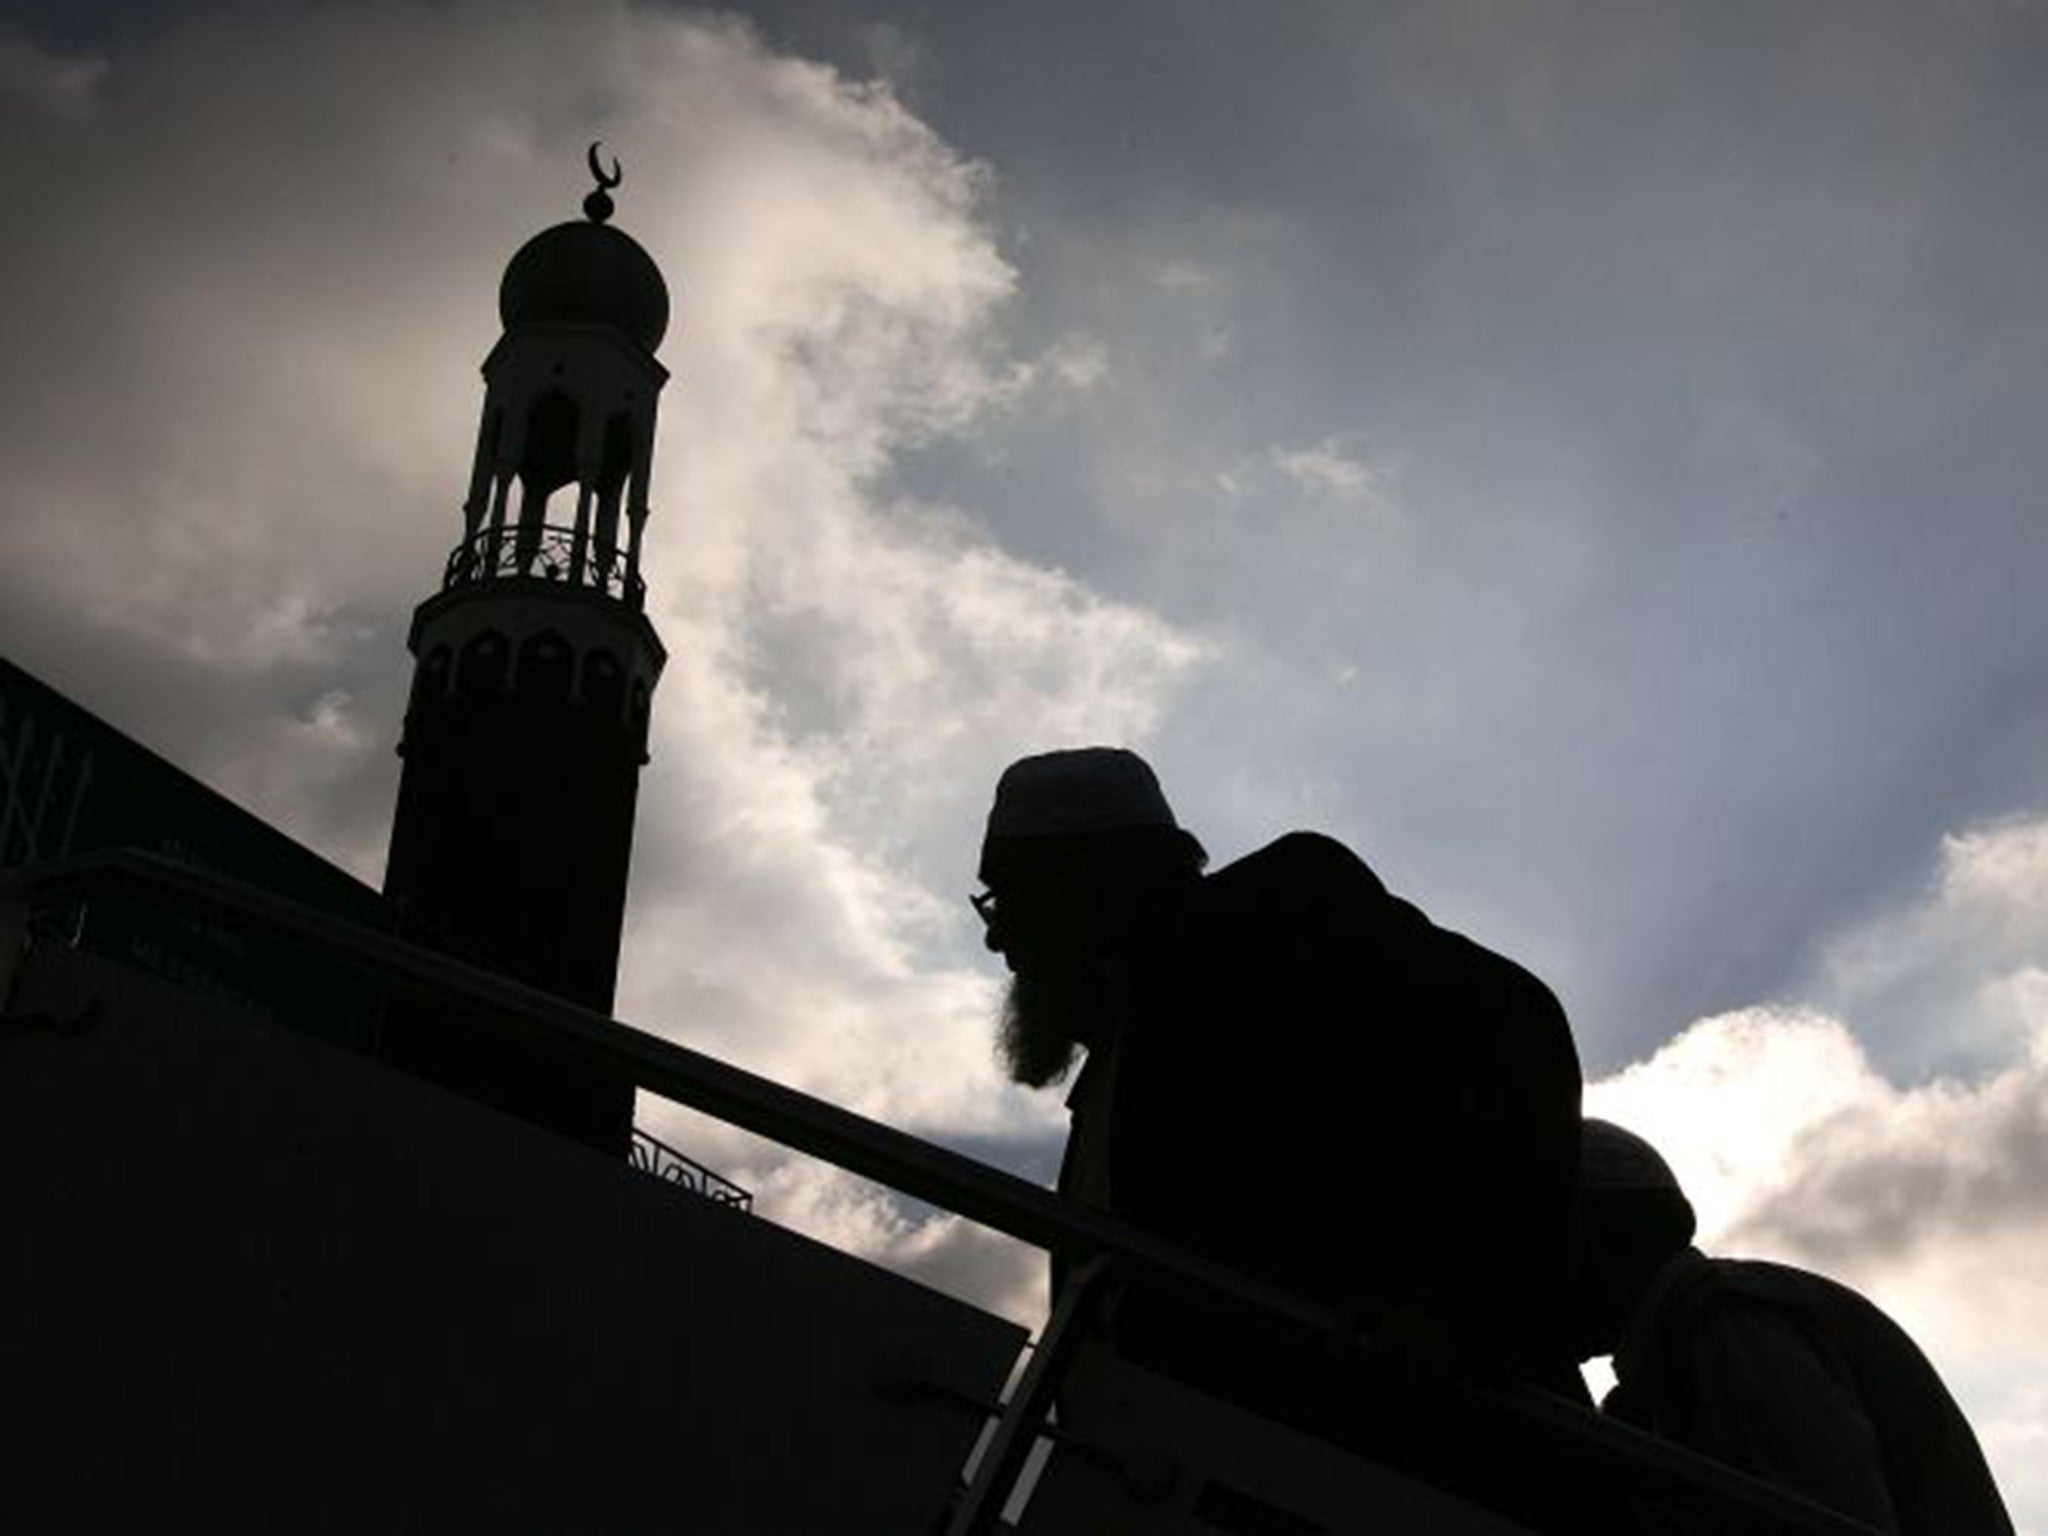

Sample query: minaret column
[380,147,674,1154]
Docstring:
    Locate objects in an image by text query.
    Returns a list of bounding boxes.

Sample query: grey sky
[5,0,2047,1522]
[731,0,2048,1067]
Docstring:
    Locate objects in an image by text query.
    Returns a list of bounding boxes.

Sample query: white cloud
[1210,435,1401,520]
[1196,321,1235,361]
[208,687,388,871]
[747,1160,1045,1329]
[1271,434,1395,510]
[1040,335,1111,390]
[0,2,1200,1332]
[1821,816,2048,1075]
[1587,1007,1876,1244]
[1588,813,2048,1532]
[1149,258,1220,294]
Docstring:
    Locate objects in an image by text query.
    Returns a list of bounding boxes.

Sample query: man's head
[1574,1118,1699,1358]
[976,748,1206,1087]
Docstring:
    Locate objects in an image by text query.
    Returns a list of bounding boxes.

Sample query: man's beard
[998,962,1113,1088]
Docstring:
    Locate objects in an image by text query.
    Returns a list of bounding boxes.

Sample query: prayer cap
[984,748,1179,841]
[1582,1119,1687,1195]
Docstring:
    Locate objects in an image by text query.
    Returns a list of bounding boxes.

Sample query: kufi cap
[1581,1118,1686,1196]
[985,748,1179,841]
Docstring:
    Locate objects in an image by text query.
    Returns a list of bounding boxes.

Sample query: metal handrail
[0,852,1327,1322]
[0,849,1880,1536]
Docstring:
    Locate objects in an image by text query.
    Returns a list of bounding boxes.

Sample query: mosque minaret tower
[380,147,670,1153]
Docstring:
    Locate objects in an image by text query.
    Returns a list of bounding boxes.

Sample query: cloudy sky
[5,0,2048,1521]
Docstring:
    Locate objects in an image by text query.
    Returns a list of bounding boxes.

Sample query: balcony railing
[443,522,645,609]
[630,1127,751,1210]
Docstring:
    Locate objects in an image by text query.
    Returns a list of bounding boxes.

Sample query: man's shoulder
[1707,1257,1872,1316]
[1703,1258,1925,1354]
[1184,832,1398,953]
[1657,1256,1906,1375]
[1622,1250,1835,1388]
[1205,830,1387,904]
[1196,833,1561,1000]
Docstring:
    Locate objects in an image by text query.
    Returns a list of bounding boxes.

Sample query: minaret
[380,148,670,1154]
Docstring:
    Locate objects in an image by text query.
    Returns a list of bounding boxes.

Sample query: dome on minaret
[498,145,670,351]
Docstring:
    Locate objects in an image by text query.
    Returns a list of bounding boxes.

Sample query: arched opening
[515,391,581,574]
[461,409,505,554]
[628,676,651,756]
[519,631,574,703]
[457,630,510,700]
[413,644,452,711]
[592,413,637,595]
[583,649,625,720]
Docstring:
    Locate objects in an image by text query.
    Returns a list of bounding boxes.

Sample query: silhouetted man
[1576,1118,2013,1535]
[975,747,1584,1422]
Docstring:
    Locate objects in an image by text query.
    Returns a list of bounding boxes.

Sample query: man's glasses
[969,889,999,927]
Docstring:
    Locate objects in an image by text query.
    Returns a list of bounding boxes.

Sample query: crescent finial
[583,141,623,223]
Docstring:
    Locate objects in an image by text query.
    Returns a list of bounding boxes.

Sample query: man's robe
[1064,831,1584,1422]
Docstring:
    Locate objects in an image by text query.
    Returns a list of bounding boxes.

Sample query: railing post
[946,1255,1113,1536]
[570,485,593,585]
[483,470,512,577]
[0,896,27,1013]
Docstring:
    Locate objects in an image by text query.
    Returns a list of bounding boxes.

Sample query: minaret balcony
[443,522,646,610]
